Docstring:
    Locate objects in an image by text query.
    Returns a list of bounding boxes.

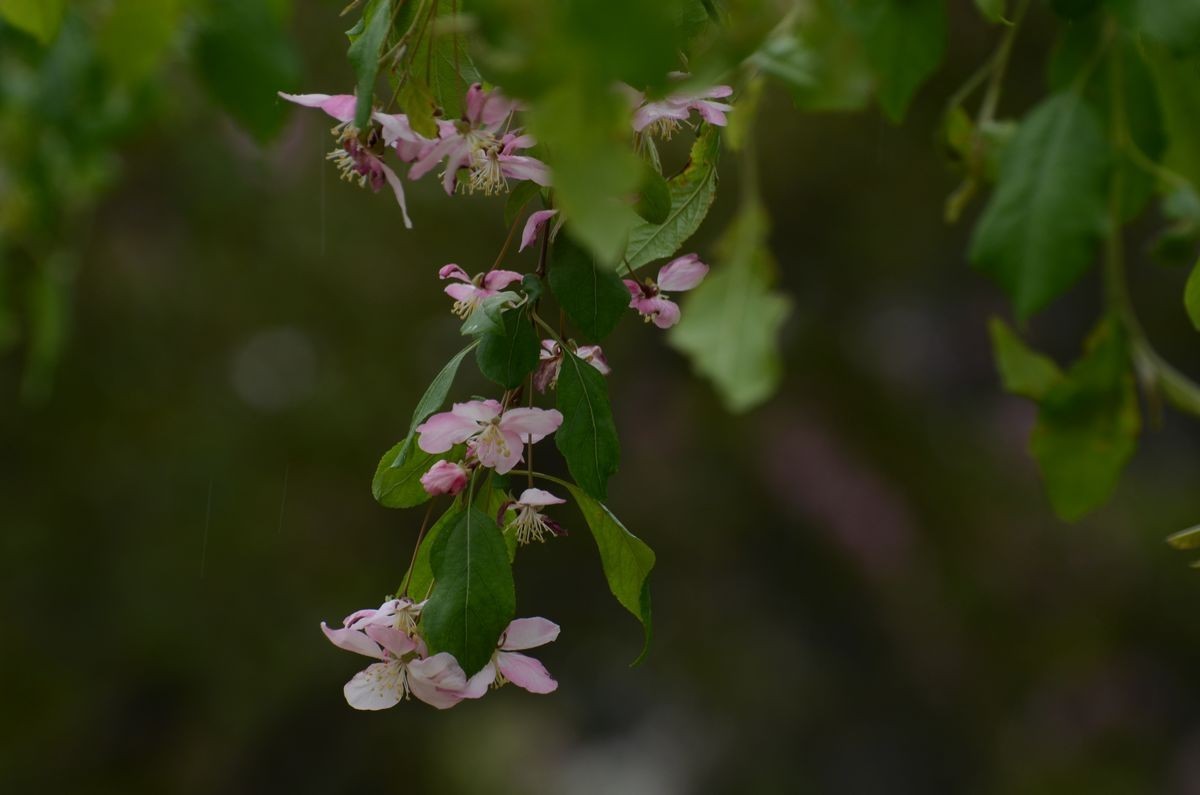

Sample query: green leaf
[1134,0,1200,53]
[504,181,542,229]
[422,505,516,676]
[565,484,654,665]
[549,234,630,342]
[405,342,477,442]
[969,91,1109,318]
[555,352,620,499]
[1145,46,1200,190]
[97,0,184,83]
[625,125,721,270]
[476,310,539,389]
[404,504,462,599]
[398,77,439,139]
[634,165,672,225]
[410,18,481,118]
[788,1,874,112]
[347,0,393,130]
[1030,317,1140,521]
[460,291,520,336]
[1186,260,1200,332]
[0,0,65,44]
[669,202,791,412]
[854,0,947,123]
[747,31,814,88]
[988,317,1063,400]
[975,0,1005,22]
[195,0,301,143]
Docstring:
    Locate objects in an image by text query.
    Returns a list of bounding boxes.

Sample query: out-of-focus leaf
[1030,317,1140,522]
[969,92,1109,318]
[476,309,539,389]
[423,505,515,676]
[565,484,655,665]
[97,0,184,83]
[549,234,630,342]
[975,0,1006,22]
[1186,260,1200,332]
[669,201,791,412]
[1145,46,1200,190]
[789,0,873,112]
[555,351,620,499]
[411,17,481,118]
[747,31,813,88]
[1135,0,1200,54]
[634,164,671,225]
[195,0,301,143]
[504,181,542,229]
[0,0,65,44]
[1049,0,1101,18]
[989,318,1063,400]
[346,0,392,130]
[398,77,439,138]
[625,125,721,270]
[854,0,947,123]
[21,253,74,402]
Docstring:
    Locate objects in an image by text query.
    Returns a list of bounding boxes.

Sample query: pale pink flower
[464,617,560,694]
[438,264,524,318]
[409,84,551,195]
[520,209,558,252]
[534,339,611,392]
[415,399,563,475]
[321,602,474,710]
[504,488,567,545]
[624,253,709,329]
[278,91,432,228]
[630,76,734,139]
[421,459,470,496]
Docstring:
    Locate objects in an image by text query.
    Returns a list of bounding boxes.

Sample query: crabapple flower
[520,209,558,252]
[321,602,476,710]
[624,253,709,329]
[504,488,567,545]
[415,399,563,475]
[534,339,611,392]
[410,84,551,195]
[465,617,560,694]
[630,77,734,139]
[421,459,469,496]
[438,264,524,318]
[278,91,430,228]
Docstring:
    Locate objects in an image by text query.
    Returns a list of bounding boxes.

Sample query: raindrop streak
[200,479,213,579]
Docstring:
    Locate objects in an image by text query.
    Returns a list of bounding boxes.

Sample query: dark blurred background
[3,3,1200,793]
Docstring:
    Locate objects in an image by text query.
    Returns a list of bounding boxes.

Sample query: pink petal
[439,263,471,282]
[364,624,418,658]
[540,339,559,358]
[533,358,560,393]
[501,617,561,650]
[624,279,643,299]
[278,92,357,123]
[495,651,558,694]
[515,488,566,508]
[629,294,660,315]
[481,269,524,291]
[415,410,480,454]
[372,111,428,146]
[693,101,729,126]
[706,85,734,99]
[520,209,558,252]
[443,282,480,304]
[499,407,563,442]
[380,161,414,229]
[500,155,552,186]
[344,661,406,710]
[460,661,497,699]
[408,136,460,181]
[452,399,503,422]
[421,460,469,496]
[656,253,709,292]
[321,622,386,659]
[632,101,690,132]
[477,428,525,474]
[407,653,471,710]
[576,345,611,375]
[648,296,681,329]
[501,133,537,152]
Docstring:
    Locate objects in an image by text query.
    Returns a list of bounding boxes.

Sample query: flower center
[647,117,682,140]
[327,123,386,191]
[475,419,511,460]
[509,505,553,545]
[468,146,507,196]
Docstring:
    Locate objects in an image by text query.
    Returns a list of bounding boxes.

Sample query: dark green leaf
[347,0,392,130]
[989,318,1063,400]
[1146,46,1200,190]
[504,181,542,229]
[423,505,516,676]
[555,352,620,499]
[565,484,654,664]
[634,165,672,225]
[1186,260,1200,332]
[747,31,814,88]
[195,0,301,143]
[98,0,184,83]
[854,0,947,123]
[975,0,1005,22]
[476,310,539,389]
[1135,0,1200,53]
[398,77,439,138]
[461,291,520,336]
[411,19,480,118]
[625,125,721,270]
[549,235,630,342]
[969,91,1109,318]
[1030,317,1140,521]
[404,504,462,599]
[669,201,791,412]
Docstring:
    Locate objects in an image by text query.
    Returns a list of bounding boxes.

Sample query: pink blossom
[439,264,524,318]
[624,253,709,329]
[421,459,469,496]
[504,488,567,545]
[630,77,734,139]
[278,91,430,228]
[520,209,558,252]
[464,617,560,694]
[415,399,563,474]
[534,339,611,392]
[409,84,551,195]
[321,600,475,710]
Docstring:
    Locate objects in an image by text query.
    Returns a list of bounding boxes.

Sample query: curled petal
[321,622,386,659]
[501,617,561,651]
[648,296,681,329]
[500,155,552,186]
[344,661,407,710]
[379,161,414,229]
[495,651,558,694]
[693,101,730,126]
[481,269,524,292]
[439,263,471,282]
[499,407,563,443]
[407,653,471,710]
[364,624,419,659]
[624,279,644,299]
[415,410,481,454]
[515,488,566,508]
[520,210,558,252]
[278,92,357,123]
[461,662,497,698]
[656,253,708,292]
[576,345,611,375]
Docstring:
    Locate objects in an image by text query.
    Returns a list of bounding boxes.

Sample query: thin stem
[977,0,1030,125]
[397,498,439,597]
[490,210,526,271]
[526,374,535,490]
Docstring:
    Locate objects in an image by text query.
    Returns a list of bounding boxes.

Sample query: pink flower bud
[420,460,469,496]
